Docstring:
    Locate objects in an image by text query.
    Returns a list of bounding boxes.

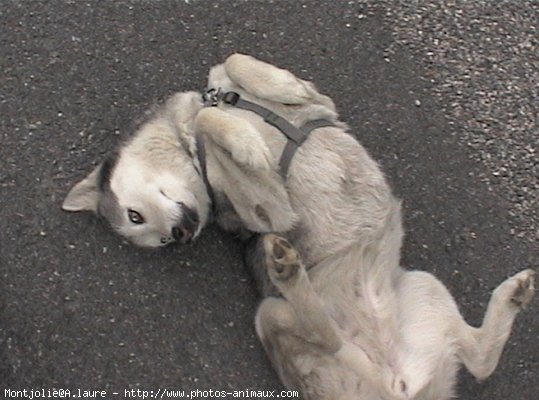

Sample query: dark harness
[202,88,335,178]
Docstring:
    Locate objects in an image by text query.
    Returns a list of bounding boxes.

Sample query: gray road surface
[1,1,537,399]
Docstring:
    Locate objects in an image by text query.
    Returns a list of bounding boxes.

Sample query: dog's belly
[286,130,392,267]
[282,276,399,399]
[310,274,459,400]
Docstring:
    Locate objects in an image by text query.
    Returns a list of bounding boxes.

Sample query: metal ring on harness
[222,91,240,105]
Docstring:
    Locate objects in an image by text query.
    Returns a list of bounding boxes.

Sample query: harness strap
[194,134,215,219]
[279,119,335,178]
[221,92,308,144]
[218,91,334,178]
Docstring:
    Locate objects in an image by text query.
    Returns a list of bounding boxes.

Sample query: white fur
[225,54,311,105]
[195,107,272,171]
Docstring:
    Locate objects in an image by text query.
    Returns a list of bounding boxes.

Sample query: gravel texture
[379,0,538,243]
[0,1,537,399]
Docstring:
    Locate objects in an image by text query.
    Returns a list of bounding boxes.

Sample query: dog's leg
[212,191,254,242]
[224,54,337,111]
[225,54,311,105]
[257,234,409,400]
[394,269,534,398]
[194,107,272,171]
[455,269,535,380]
[261,234,342,352]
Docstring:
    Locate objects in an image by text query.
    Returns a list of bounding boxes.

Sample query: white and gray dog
[63,54,534,399]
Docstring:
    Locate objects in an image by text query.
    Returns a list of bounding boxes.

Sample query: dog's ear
[62,165,102,212]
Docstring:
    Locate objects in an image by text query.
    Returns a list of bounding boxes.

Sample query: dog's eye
[127,209,144,224]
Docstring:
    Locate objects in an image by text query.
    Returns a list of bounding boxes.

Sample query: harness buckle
[202,88,221,107]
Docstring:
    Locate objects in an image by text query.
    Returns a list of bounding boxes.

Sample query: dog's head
[62,92,211,247]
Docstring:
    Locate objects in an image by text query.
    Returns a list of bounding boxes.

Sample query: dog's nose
[172,203,199,244]
[172,226,192,244]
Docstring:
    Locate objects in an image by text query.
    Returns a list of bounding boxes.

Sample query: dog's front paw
[263,234,302,285]
[231,138,272,171]
[195,107,272,171]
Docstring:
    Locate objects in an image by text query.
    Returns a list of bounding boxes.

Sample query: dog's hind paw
[263,234,302,284]
[509,269,535,309]
[494,269,536,310]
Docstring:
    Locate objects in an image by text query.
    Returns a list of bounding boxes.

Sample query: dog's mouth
[171,203,200,244]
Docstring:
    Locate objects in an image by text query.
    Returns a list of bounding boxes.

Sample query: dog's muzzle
[172,203,199,244]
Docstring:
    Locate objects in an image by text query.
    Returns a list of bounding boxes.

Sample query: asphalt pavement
[1,1,537,399]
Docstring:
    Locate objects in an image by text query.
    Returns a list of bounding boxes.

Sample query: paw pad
[510,269,535,309]
[264,235,301,283]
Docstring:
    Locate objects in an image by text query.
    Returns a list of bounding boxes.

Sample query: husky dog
[63,55,535,398]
